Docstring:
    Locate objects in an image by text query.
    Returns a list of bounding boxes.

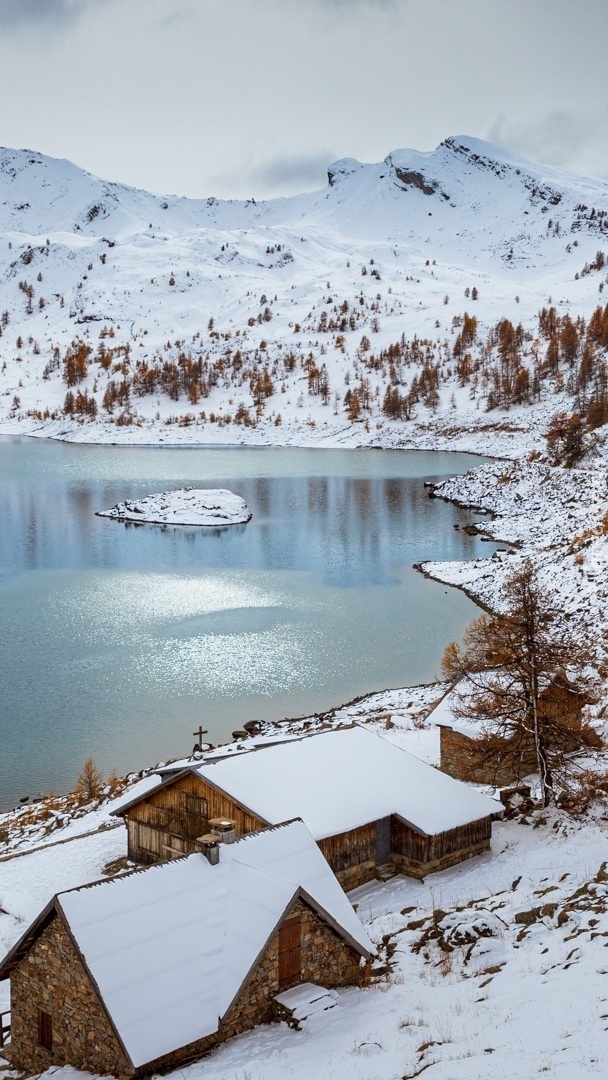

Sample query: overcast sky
[0,0,606,200]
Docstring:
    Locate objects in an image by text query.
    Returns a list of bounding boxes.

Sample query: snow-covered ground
[0,135,606,458]
[2,135,608,1078]
[97,487,251,527]
[2,715,608,1079]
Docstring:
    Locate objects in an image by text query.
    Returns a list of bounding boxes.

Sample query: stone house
[0,820,373,1077]
[113,725,500,889]
[429,673,592,787]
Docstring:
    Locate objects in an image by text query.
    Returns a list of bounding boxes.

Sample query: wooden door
[375,817,391,865]
[278,915,301,990]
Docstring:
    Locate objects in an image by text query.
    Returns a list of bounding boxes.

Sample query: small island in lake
[97,487,252,527]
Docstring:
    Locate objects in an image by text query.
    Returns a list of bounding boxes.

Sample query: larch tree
[442,561,597,807]
[75,757,104,801]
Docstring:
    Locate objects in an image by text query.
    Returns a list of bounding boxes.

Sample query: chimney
[209,817,237,845]
[197,834,220,865]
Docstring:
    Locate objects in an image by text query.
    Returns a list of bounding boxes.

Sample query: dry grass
[569,508,608,553]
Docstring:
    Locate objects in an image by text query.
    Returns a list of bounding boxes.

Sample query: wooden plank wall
[318,823,376,874]
[391,816,491,863]
[126,772,266,863]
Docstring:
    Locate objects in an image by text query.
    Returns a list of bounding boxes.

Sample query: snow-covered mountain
[3,135,607,243]
[0,135,607,447]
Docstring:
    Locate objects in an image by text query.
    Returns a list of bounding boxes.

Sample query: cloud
[236,152,336,197]
[0,0,100,30]
[486,111,601,170]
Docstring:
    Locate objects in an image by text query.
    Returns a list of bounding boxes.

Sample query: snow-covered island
[96,487,252,527]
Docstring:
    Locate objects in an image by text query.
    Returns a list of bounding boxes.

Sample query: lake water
[0,439,495,809]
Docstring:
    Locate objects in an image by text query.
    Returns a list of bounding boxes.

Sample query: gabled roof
[116,726,499,838]
[426,685,481,740]
[0,820,373,1070]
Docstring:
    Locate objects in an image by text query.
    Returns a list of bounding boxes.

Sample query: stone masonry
[299,899,362,987]
[390,838,491,879]
[9,915,130,1077]
[8,899,364,1077]
[334,860,377,892]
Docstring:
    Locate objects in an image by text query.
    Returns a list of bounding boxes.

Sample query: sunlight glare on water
[0,440,497,807]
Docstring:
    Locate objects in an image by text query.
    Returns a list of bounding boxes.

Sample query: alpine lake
[0,438,498,809]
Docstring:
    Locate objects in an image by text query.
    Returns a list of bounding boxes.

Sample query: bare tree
[442,561,597,806]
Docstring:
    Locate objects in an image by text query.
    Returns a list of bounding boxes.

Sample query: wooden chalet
[0,821,373,1077]
[113,726,500,889]
[430,672,593,787]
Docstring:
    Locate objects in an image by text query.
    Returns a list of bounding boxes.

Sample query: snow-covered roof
[0,820,372,1070]
[191,726,499,838]
[426,687,481,740]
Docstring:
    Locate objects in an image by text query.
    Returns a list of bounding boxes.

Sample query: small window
[38,1009,52,1051]
[185,793,208,817]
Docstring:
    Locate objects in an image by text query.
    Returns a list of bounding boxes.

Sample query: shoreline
[413,558,497,618]
[2,437,606,810]
[0,677,445,835]
[0,408,528,460]
[0,423,512,462]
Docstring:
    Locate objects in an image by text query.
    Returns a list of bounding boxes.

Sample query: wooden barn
[113,726,500,888]
[430,672,592,787]
[0,821,373,1078]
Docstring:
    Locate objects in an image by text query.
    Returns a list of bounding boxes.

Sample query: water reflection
[0,439,493,807]
[1,472,480,584]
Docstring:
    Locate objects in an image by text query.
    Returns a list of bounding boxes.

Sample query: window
[37,1009,52,1051]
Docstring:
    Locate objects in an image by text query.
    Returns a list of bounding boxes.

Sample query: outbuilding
[430,673,592,787]
[0,820,373,1077]
[114,725,500,888]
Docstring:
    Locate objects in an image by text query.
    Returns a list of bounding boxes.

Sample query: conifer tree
[442,562,597,806]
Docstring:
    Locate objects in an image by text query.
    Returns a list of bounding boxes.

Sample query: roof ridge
[199,726,348,766]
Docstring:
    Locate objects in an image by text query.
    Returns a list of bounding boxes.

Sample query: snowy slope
[2,715,608,1080]
[0,136,607,448]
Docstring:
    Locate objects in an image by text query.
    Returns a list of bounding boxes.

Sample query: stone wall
[141,897,363,1075]
[439,726,532,787]
[300,900,362,986]
[9,915,130,1077]
[10,898,364,1077]
[334,860,377,892]
[391,838,491,879]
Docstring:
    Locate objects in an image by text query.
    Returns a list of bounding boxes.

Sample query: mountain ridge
[0,134,607,451]
[0,136,607,241]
